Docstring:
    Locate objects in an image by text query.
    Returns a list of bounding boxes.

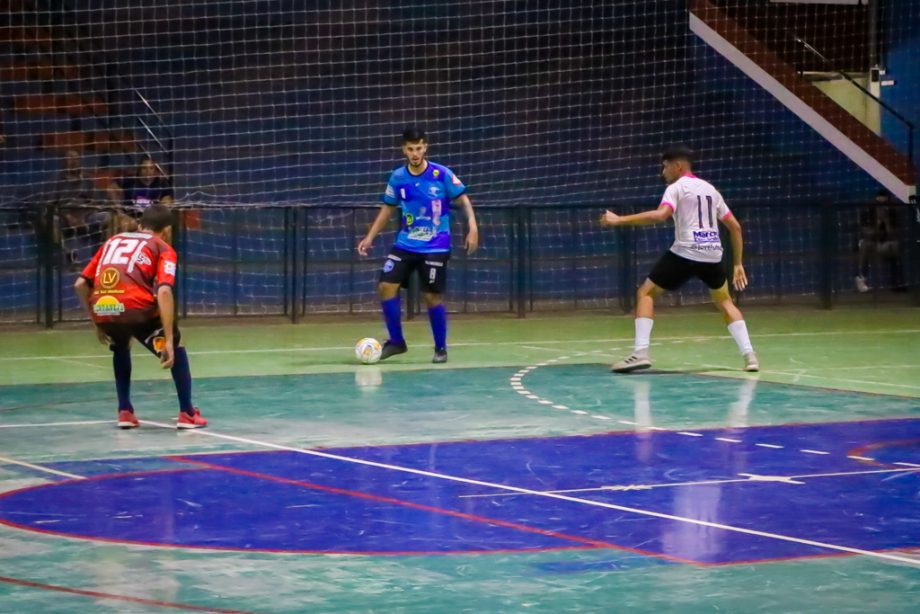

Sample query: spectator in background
[855,190,905,293]
[42,149,115,264]
[113,155,173,232]
[121,156,173,211]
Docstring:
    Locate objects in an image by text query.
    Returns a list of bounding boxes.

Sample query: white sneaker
[612,349,652,373]
[855,275,870,293]
[743,352,760,372]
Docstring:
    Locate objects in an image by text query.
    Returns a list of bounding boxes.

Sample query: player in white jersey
[600,146,758,373]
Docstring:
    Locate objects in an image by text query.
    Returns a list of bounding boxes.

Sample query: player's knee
[423,292,442,307]
[710,290,730,306]
[377,282,398,299]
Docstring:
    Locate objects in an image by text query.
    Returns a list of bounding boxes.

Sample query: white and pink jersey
[659,174,732,263]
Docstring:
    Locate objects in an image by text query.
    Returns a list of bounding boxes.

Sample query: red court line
[0,466,644,558]
[0,574,255,613]
[168,455,699,565]
[0,514,600,557]
[848,439,920,467]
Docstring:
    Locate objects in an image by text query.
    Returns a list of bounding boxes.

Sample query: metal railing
[1,200,917,327]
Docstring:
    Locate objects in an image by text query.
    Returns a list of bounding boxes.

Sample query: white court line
[3,328,918,362]
[0,454,84,480]
[142,420,920,568]
[49,357,109,371]
[458,467,919,498]
[698,363,920,391]
[0,420,110,429]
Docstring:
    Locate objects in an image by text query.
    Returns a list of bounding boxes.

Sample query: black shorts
[648,250,727,291]
[379,247,450,294]
[99,317,181,355]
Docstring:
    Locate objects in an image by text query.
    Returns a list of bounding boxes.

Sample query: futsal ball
[355,337,383,364]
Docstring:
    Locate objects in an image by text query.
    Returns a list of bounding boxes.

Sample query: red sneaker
[117,410,139,429]
[177,408,208,429]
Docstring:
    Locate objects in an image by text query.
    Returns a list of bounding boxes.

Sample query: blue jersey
[380,161,466,254]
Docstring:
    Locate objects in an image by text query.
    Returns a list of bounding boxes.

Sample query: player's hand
[732,264,748,292]
[600,210,621,227]
[465,227,479,254]
[159,339,175,369]
[357,237,373,257]
[95,326,111,346]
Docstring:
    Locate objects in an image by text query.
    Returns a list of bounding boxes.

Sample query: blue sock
[428,304,447,350]
[112,345,133,410]
[170,346,195,414]
[381,296,404,344]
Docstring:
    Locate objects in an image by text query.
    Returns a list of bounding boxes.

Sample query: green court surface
[0,305,918,613]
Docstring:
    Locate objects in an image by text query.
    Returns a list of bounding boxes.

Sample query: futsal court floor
[0,306,918,612]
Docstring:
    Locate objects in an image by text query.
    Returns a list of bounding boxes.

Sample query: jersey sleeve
[80,243,105,283]
[380,172,399,206]
[444,168,466,199]
[716,193,732,220]
[155,245,178,289]
[659,184,679,211]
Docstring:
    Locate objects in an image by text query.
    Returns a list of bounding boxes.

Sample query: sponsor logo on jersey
[451,173,462,186]
[407,227,436,242]
[385,185,396,198]
[692,230,720,243]
[135,251,152,267]
[100,267,120,289]
[433,169,440,177]
[428,185,441,197]
[93,295,125,316]
[163,261,176,276]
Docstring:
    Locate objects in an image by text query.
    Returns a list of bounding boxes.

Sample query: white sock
[634,317,654,351]
[727,320,754,355]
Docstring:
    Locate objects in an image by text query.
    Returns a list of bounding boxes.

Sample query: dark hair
[139,204,174,233]
[661,145,694,164]
[402,126,427,143]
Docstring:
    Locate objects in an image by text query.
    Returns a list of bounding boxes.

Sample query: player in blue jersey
[357,127,479,363]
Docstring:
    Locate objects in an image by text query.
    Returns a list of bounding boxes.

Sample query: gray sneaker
[743,352,760,372]
[611,350,651,373]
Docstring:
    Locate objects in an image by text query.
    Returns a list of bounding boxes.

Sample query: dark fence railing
[0,201,917,327]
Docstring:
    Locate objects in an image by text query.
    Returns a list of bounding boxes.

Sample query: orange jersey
[80,231,177,323]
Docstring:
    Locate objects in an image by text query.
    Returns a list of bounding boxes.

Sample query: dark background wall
[2,1,917,208]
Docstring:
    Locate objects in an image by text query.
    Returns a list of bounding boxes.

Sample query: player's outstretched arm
[357,205,396,256]
[600,205,672,227]
[156,285,176,368]
[720,213,748,292]
[455,194,479,254]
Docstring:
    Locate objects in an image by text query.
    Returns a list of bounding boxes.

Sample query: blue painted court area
[1,418,917,565]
